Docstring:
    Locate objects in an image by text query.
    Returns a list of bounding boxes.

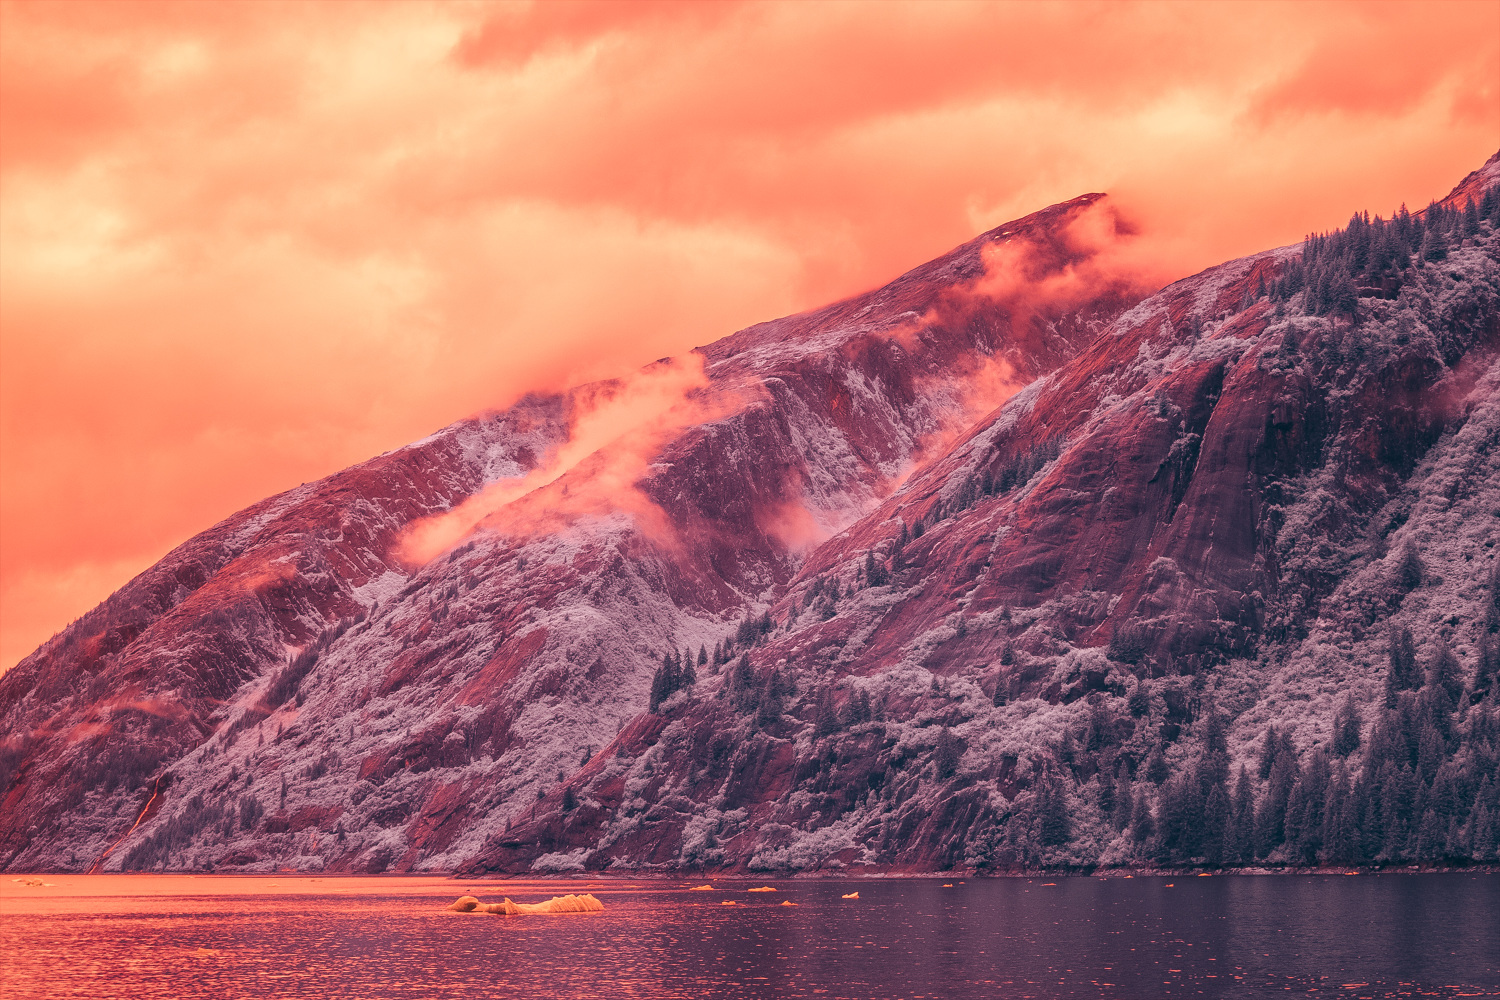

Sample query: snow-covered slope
[466,167,1500,874]
[4,160,1498,875]
[0,194,1143,872]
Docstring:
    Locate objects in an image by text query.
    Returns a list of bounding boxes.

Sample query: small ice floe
[11,878,44,887]
[720,900,736,905]
[448,893,603,915]
[746,886,776,893]
[841,892,859,899]
[687,885,714,891]
[779,900,798,906]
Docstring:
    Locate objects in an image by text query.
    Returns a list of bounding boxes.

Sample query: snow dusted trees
[1270,197,1491,314]
[648,649,696,713]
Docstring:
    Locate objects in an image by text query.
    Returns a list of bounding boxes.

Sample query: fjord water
[2,874,1495,998]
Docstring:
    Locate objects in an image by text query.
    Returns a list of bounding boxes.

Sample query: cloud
[1,0,1496,672]
[396,354,738,564]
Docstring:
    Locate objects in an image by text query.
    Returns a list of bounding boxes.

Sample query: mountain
[3,157,1498,875]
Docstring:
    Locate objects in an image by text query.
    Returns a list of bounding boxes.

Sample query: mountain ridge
[3,157,1498,875]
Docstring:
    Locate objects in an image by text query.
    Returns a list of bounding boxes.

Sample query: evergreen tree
[1112,763,1134,831]
[1322,769,1355,862]
[1201,709,1229,755]
[1145,744,1169,785]
[1475,637,1499,701]
[1226,764,1255,863]
[1256,749,1300,858]
[754,667,789,727]
[1036,769,1070,847]
[813,688,838,737]
[1420,225,1447,262]
[1427,641,1463,705]
[1414,807,1444,858]
[1397,544,1425,591]
[934,727,965,779]
[1129,788,1155,844]
[1283,776,1308,858]
[725,654,756,712]
[1157,772,1205,861]
[648,656,672,711]
[1202,783,1229,865]
[1386,627,1420,707]
[1472,806,1496,861]
[991,669,1010,707]
[1291,751,1330,863]
[1380,764,1416,861]
[1258,725,1281,779]
[1332,694,1362,757]
[1487,562,1500,633]
[1098,763,1117,819]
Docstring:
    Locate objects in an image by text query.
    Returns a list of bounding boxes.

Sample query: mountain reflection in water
[2,873,1496,998]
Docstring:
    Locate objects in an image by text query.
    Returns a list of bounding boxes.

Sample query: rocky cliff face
[4,156,1499,875]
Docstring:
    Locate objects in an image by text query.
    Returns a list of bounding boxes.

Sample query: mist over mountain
[3,153,1498,875]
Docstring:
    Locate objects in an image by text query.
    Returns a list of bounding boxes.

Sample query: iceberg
[841,892,858,899]
[448,893,604,915]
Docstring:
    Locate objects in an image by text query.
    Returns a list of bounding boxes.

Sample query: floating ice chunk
[746,886,776,892]
[456,893,605,915]
[780,900,798,906]
[841,892,859,899]
[687,885,714,891]
[720,901,737,906]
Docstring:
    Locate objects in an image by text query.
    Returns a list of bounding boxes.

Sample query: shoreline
[8,863,1498,879]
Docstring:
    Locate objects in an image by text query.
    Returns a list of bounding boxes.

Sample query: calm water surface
[1,873,1496,998]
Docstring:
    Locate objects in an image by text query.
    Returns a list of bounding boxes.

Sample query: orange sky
[2,0,1497,674]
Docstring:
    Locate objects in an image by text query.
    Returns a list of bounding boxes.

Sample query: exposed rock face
[3,160,1498,875]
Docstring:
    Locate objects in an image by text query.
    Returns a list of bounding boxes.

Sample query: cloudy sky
[1,0,1496,671]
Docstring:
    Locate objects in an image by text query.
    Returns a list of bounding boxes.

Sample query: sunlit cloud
[1,0,1496,672]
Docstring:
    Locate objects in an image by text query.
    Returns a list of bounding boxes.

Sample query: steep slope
[7,160,1497,876]
[466,163,1500,874]
[0,194,1145,872]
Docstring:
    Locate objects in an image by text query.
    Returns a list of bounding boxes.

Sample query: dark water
[1,873,1496,998]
